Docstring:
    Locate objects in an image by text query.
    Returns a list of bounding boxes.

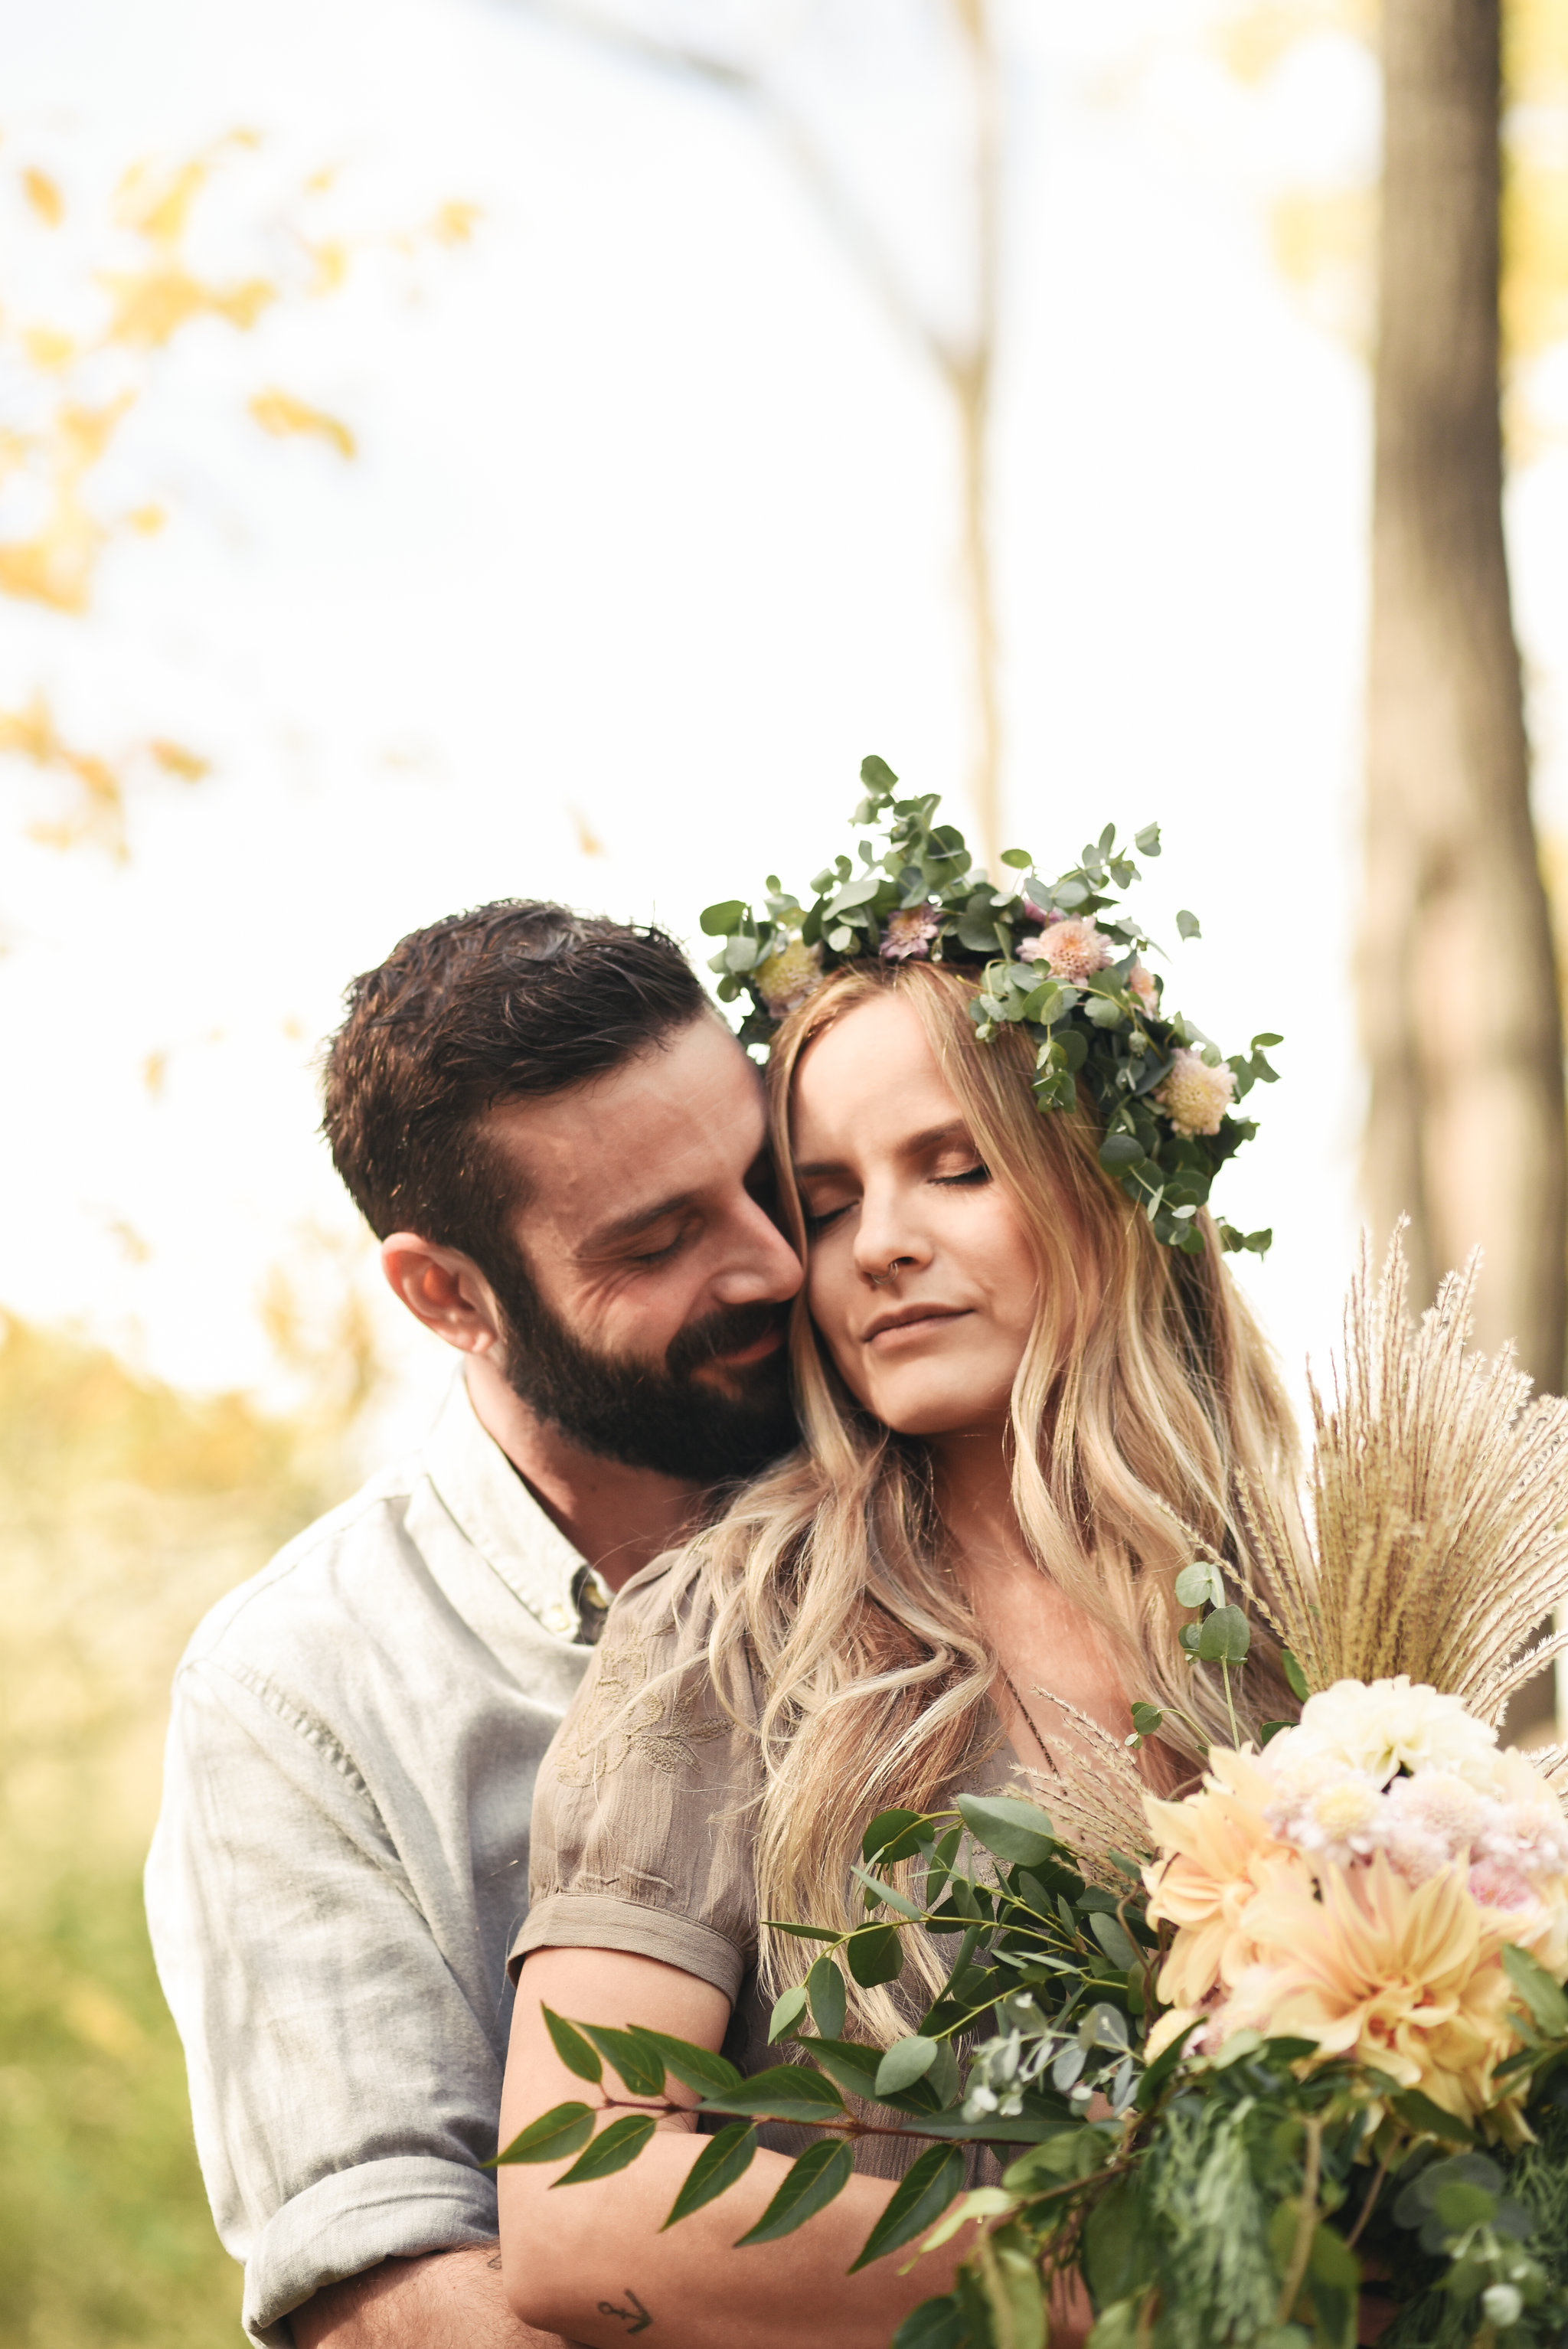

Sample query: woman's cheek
[805,1247,851,1356]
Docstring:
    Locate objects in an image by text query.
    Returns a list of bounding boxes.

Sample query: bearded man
[145,902,803,2349]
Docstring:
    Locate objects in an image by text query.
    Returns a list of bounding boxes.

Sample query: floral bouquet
[498,1243,1568,2349]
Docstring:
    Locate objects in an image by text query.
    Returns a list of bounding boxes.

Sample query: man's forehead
[482,1019,765,1223]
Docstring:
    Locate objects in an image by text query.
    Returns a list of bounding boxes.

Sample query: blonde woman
[496,949,1297,2349]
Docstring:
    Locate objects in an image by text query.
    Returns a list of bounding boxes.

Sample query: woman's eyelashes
[936,1160,990,1188]
[800,1161,989,1237]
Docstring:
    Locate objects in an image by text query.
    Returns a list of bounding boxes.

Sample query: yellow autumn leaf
[142,1050,168,1100]
[23,326,76,371]
[102,1217,153,1268]
[147,738,209,782]
[430,200,482,245]
[248,388,356,459]
[126,504,166,535]
[0,693,130,857]
[0,694,60,763]
[116,157,207,247]
[21,166,64,227]
[100,264,276,348]
[0,395,135,613]
[306,239,349,296]
[571,806,607,858]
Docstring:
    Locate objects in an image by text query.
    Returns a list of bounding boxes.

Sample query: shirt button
[543,1603,575,1638]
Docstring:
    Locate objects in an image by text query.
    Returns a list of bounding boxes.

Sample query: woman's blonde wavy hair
[691,959,1299,2016]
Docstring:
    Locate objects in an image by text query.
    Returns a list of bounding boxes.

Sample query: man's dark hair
[322,900,708,1260]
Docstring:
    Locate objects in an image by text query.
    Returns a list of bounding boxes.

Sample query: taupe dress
[514,1548,1018,2180]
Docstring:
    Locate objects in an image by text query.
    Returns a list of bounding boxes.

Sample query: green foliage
[550,1794,1568,2349]
[551,2112,657,2187]
[699,757,1277,1255]
[0,1867,244,2349]
[542,2004,603,2083]
[733,2139,857,2246]
[661,2123,757,2228]
[490,2100,596,2167]
[0,1311,360,2349]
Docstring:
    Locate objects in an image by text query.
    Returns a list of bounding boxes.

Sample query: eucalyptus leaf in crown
[700,755,1279,1256]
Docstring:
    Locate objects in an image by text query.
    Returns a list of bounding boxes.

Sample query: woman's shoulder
[603,1539,716,1632]
[550,1541,754,1790]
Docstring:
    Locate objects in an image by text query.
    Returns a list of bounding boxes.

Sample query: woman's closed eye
[935,1161,990,1189]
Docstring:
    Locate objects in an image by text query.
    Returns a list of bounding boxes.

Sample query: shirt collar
[423,1374,606,1644]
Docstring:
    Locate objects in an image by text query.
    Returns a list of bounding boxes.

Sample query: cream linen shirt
[145,1375,604,2347]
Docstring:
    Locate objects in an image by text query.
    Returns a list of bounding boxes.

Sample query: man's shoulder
[176,1453,427,1681]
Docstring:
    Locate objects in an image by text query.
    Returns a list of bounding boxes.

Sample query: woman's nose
[851,1184,933,1284]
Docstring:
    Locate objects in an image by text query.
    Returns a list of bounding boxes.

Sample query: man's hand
[291,2245,570,2349]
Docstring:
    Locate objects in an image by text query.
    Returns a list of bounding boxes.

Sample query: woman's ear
[380,1233,505,1356]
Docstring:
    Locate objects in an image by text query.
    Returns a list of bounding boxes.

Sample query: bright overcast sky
[5,0,1566,1446]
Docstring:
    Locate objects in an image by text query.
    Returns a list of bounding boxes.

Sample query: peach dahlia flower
[1220,1853,1521,2126]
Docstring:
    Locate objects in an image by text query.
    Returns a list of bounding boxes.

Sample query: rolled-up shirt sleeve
[145,1658,504,2347]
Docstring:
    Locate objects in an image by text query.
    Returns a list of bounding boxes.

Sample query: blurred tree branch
[511,0,1006,870]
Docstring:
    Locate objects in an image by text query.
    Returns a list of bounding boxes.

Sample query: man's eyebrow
[794,1119,974,1181]
[576,1191,698,1256]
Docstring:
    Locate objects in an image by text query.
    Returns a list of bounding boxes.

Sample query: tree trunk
[1361,0,1566,1401]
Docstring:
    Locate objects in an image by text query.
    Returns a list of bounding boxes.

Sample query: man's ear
[381,1233,504,1356]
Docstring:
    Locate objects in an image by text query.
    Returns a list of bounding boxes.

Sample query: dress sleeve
[511,1551,761,2007]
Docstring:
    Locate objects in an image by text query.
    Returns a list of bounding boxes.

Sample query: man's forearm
[291,2244,570,2349]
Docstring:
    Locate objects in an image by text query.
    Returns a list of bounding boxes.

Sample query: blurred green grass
[0,1312,354,2348]
[0,1868,246,2346]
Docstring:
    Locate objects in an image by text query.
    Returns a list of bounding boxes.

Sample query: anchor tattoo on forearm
[596,2288,652,2334]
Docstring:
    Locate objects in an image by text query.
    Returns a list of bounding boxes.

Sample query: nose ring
[867,1262,898,1289]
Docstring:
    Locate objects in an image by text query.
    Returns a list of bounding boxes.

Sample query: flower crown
[701,755,1278,1256]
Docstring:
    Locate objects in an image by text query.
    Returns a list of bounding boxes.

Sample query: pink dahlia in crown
[1015,913,1116,985]
[1142,1678,1568,2130]
[878,905,942,962]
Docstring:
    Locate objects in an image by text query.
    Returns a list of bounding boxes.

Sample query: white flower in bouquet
[1285,1674,1502,1789]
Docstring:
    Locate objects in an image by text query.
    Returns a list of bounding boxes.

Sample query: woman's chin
[852,1384,1014,1442]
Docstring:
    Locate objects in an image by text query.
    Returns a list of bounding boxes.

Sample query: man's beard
[485,1243,799,1485]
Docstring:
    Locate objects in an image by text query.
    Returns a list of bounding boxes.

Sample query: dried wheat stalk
[1247,1232,1568,1720]
[1050,1230,1568,1859]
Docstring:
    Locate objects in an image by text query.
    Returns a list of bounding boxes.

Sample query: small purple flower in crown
[879,905,942,962]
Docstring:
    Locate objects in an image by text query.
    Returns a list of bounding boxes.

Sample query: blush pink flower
[1155,1048,1236,1139]
[879,906,941,962]
[1468,1861,1537,1913]
[1015,914,1115,985]
[1129,961,1158,1011]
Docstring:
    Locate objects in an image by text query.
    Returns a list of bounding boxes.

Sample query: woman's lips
[863,1306,969,1348]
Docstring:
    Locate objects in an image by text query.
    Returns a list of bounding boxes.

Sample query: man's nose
[714,1191,804,1305]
